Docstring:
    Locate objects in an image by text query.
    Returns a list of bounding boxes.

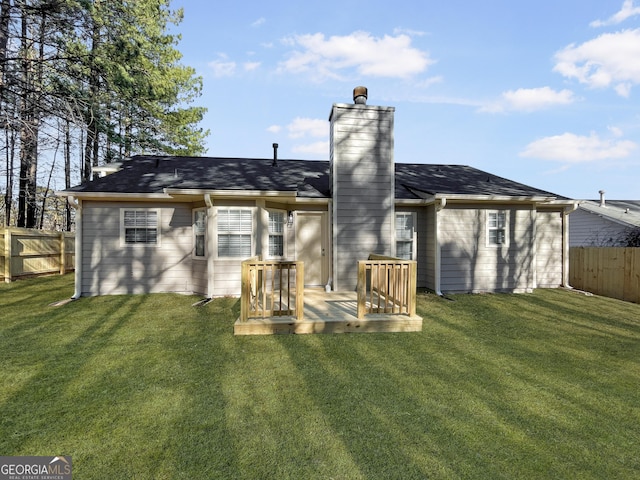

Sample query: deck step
[234,315,423,335]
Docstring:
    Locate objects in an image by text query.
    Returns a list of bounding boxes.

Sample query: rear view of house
[59,88,576,299]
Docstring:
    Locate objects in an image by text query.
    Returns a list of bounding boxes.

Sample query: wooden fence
[357,254,417,319]
[1,228,75,282]
[240,256,304,322]
[569,247,640,304]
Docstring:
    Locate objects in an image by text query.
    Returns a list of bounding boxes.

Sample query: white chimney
[599,190,606,207]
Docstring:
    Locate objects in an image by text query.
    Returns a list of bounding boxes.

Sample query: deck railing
[240,256,304,322]
[357,254,417,319]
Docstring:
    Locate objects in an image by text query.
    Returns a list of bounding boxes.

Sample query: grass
[1,274,639,479]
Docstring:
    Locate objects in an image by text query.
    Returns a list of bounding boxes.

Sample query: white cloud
[520,132,637,162]
[209,60,236,78]
[590,0,640,27]
[414,76,444,89]
[393,27,427,37]
[244,61,261,72]
[292,141,329,156]
[252,17,266,27]
[554,29,640,96]
[480,87,576,113]
[209,54,236,77]
[266,125,282,134]
[279,31,433,80]
[608,125,624,137]
[287,117,327,139]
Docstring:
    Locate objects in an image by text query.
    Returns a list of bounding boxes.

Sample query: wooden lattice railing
[240,257,304,322]
[357,254,417,320]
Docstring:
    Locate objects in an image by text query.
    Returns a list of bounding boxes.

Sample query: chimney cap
[353,86,368,104]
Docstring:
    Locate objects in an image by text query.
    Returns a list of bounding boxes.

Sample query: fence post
[59,232,66,275]
[4,228,11,283]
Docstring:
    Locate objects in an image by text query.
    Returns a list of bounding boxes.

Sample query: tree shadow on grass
[270,291,640,479]
[269,332,529,478]
[1,294,146,450]
[421,290,640,477]
[1,273,246,479]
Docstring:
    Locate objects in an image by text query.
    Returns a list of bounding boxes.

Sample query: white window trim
[193,207,207,260]
[215,207,254,259]
[395,211,417,260]
[267,209,286,259]
[486,210,508,247]
[119,208,161,247]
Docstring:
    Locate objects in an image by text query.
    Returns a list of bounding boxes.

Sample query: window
[122,209,158,245]
[217,208,252,257]
[488,211,506,246]
[268,211,285,257]
[193,209,207,258]
[396,212,415,260]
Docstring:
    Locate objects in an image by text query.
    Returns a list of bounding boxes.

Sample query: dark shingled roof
[65,155,564,200]
[394,163,563,199]
[66,156,331,198]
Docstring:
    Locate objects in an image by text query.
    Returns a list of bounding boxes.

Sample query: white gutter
[204,194,214,299]
[434,197,447,296]
[67,196,82,299]
[56,191,172,200]
[562,202,579,288]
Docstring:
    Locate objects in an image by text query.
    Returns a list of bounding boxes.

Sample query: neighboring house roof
[577,200,640,228]
[63,155,565,201]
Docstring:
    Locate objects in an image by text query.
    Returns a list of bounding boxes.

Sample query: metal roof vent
[599,189,606,207]
[272,143,278,167]
[353,86,368,105]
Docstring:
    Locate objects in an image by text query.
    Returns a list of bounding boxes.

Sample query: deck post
[357,260,366,319]
[296,261,304,320]
[409,261,417,317]
[240,260,250,322]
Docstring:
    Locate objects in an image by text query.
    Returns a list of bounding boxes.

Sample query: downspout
[562,202,578,288]
[68,196,82,299]
[204,194,214,299]
[326,199,333,292]
[434,197,447,296]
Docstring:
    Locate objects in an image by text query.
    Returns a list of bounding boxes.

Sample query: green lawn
[1,274,639,479]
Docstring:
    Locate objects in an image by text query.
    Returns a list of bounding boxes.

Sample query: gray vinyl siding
[192,259,207,295]
[330,103,395,291]
[424,206,436,291]
[536,209,563,287]
[569,208,629,246]
[211,259,243,297]
[439,205,535,293]
[81,201,194,296]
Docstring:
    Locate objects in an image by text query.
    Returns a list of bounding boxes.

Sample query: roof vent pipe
[353,86,368,105]
[599,189,606,207]
[272,143,278,167]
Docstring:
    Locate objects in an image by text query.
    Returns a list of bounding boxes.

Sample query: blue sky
[170,0,640,200]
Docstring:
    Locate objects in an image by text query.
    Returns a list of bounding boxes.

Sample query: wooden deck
[234,290,423,335]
